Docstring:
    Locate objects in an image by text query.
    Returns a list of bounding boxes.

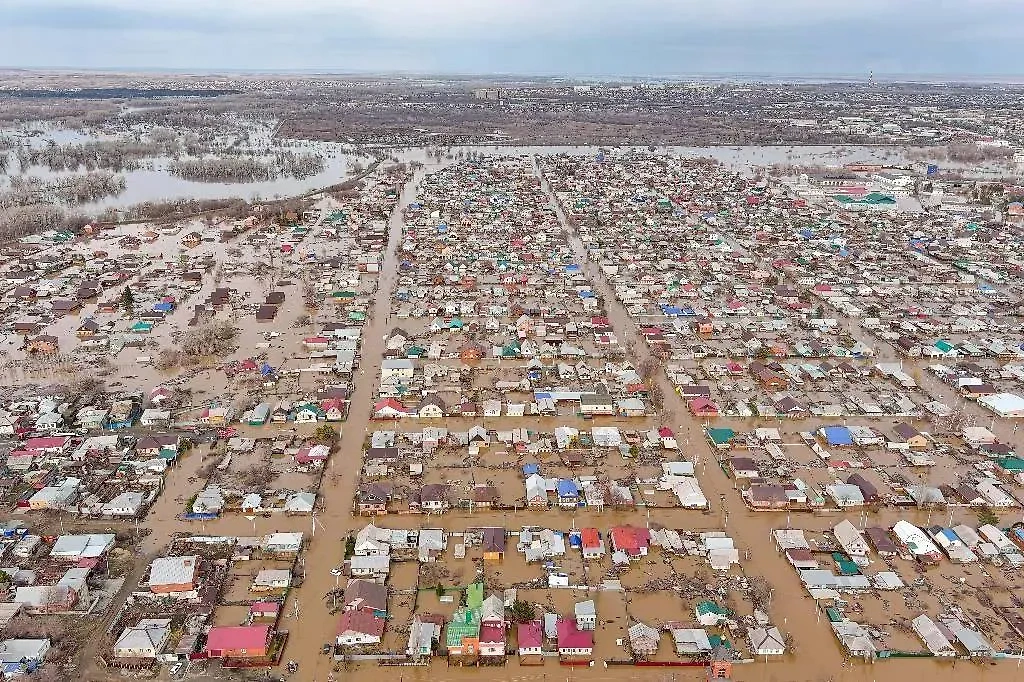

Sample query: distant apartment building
[473,88,501,101]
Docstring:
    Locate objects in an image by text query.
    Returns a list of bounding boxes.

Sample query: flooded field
[1,121,369,210]
[2,120,986,214]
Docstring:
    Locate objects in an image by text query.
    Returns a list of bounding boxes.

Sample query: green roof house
[707,428,736,447]
[445,607,481,650]
[696,601,730,626]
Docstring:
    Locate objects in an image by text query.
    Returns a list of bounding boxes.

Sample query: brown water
[42,155,1022,682]
[238,159,1024,682]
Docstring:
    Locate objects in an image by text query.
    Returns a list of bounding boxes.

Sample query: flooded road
[246,158,1024,682]
[44,152,1023,682]
[268,169,429,682]
[532,161,1024,682]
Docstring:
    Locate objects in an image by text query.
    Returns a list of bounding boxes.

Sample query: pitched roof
[205,625,270,652]
[337,610,386,637]
[557,618,593,649]
[148,555,197,587]
[517,621,543,648]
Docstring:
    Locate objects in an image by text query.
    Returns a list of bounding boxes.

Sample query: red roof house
[295,444,330,465]
[250,601,280,622]
[688,397,720,417]
[373,398,410,419]
[609,526,650,560]
[22,436,70,454]
[336,610,386,645]
[556,618,593,659]
[580,528,605,559]
[517,620,543,659]
[205,625,271,658]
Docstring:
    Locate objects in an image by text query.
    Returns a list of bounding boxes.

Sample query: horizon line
[2,66,1024,85]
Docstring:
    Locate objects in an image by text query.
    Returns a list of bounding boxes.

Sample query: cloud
[0,0,1020,76]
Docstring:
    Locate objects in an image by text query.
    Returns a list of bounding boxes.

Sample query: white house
[34,412,64,433]
[350,555,390,579]
[0,638,50,673]
[979,524,1017,554]
[748,626,786,656]
[252,569,292,591]
[591,426,622,448]
[284,491,316,514]
[354,524,391,557]
[574,600,597,630]
[380,359,414,380]
[407,616,441,660]
[978,393,1024,418]
[912,614,956,656]
[113,619,171,659]
[139,409,171,427]
[977,480,1018,507]
[28,478,80,510]
[962,426,996,447]
[147,555,198,598]
[525,474,548,507]
[264,532,303,555]
[826,483,864,508]
[101,491,145,517]
[891,521,941,561]
[75,406,108,430]
[833,519,869,557]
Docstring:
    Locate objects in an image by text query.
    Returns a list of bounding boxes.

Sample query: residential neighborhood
[1,147,1023,682]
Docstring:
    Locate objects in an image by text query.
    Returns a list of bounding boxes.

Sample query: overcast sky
[0,0,1019,77]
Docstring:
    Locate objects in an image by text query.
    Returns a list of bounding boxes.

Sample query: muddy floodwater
[1,122,369,209]
[214,160,1024,682]
[2,122,979,212]
[7,143,1022,682]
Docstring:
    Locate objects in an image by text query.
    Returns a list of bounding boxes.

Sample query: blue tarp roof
[557,479,579,496]
[523,463,540,475]
[579,291,595,299]
[822,426,854,446]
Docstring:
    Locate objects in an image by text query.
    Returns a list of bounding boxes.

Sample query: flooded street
[267,170,428,682]
[3,145,1021,682]
[205,157,1024,681]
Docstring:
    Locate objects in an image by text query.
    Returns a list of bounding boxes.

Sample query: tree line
[168,150,324,183]
[1,171,125,207]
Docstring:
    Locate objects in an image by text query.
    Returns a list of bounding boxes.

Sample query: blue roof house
[557,479,580,508]
[821,426,854,447]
